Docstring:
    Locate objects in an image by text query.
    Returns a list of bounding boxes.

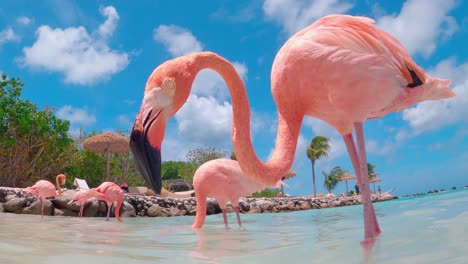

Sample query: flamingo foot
[235,207,242,227]
[221,209,228,228]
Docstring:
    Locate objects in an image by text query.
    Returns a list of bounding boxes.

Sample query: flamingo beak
[130,109,165,195]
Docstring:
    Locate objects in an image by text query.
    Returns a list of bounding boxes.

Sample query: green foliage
[306,136,330,196]
[322,166,347,193]
[186,146,229,165]
[252,188,281,198]
[348,190,355,195]
[0,73,75,187]
[368,162,377,179]
[230,151,237,160]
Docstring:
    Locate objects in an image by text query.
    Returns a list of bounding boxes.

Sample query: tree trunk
[311,160,316,197]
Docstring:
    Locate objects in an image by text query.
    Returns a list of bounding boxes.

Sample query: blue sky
[0,0,466,196]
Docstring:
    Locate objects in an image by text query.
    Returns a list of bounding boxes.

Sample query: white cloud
[366,139,396,156]
[262,0,353,36]
[175,94,233,148]
[97,6,119,39]
[0,28,20,46]
[19,5,129,85]
[56,105,96,127]
[17,16,32,25]
[154,25,203,57]
[116,114,132,129]
[401,58,467,136]
[377,0,458,57]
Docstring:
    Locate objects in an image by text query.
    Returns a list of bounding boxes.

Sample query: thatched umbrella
[280,170,297,196]
[82,132,130,181]
[369,177,382,193]
[339,172,356,195]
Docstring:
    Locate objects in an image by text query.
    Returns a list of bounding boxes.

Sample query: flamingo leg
[40,197,44,218]
[235,207,242,227]
[221,209,228,228]
[343,130,380,246]
[79,204,84,218]
[355,122,381,237]
[106,202,112,221]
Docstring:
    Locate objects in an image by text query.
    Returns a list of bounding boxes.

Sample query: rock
[170,207,185,216]
[83,199,100,217]
[121,201,136,217]
[238,200,250,212]
[300,202,312,210]
[51,190,77,210]
[206,198,220,215]
[147,204,163,217]
[247,208,262,214]
[5,194,17,202]
[0,202,3,212]
[0,189,7,202]
[3,198,27,213]
[61,208,79,217]
[259,200,274,211]
[320,203,328,208]
[451,186,456,190]
[54,208,64,216]
[22,199,53,215]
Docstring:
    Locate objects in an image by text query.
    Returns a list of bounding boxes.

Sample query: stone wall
[0,187,398,218]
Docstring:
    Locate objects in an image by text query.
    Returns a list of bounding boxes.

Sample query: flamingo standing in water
[68,189,106,218]
[192,158,284,228]
[93,182,124,222]
[130,15,455,245]
[23,174,67,217]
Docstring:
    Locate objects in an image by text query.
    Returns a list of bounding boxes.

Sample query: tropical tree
[367,162,377,179]
[322,166,346,194]
[306,136,330,197]
[0,73,75,187]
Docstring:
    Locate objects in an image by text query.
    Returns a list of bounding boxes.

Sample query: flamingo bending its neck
[23,174,67,217]
[130,15,455,245]
[68,189,106,218]
[93,182,124,222]
[192,158,283,229]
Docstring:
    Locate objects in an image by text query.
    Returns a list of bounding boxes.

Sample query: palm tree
[367,163,377,179]
[306,136,330,197]
[322,166,346,194]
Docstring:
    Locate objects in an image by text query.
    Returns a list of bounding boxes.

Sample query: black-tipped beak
[130,124,162,195]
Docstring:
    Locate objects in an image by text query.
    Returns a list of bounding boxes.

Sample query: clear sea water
[1,189,467,264]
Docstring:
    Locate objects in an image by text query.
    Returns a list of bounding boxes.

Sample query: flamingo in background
[93,182,124,222]
[192,159,284,228]
[23,174,67,217]
[68,189,106,218]
[130,14,455,245]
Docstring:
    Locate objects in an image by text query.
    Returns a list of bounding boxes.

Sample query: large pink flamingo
[23,174,67,217]
[93,182,124,222]
[192,158,283,228]
[130,15,455,244]
[68,189,106,218]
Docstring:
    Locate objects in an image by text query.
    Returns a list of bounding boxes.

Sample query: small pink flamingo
[192,159,283,228]
[93,182,124,222]
[67,189,106,218]
[23,174,67,217]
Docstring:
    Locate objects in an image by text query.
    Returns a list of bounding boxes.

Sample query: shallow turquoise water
[1,189,467,264]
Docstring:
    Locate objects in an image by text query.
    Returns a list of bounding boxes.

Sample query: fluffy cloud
[262,0,353,35]
[0,28,20,46]
[303,117,347,161]
[175,94,233,148]
[400,58,467,136]
[377,0,458,57]
[16,16,32,25]
[154,25,203,57]
[56,105,96,137]
[19,6,129,85]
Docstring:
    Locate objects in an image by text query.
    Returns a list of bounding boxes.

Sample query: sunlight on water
[1,190,467,264]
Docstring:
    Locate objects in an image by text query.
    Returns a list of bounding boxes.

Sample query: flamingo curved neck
[191,52,302,186]
[55,175,65,195]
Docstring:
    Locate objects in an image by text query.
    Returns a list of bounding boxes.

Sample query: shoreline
[0,186,398,218]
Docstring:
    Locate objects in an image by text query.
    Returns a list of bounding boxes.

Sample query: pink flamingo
[93,182,124,222]
[23,174,67,217]
[67,189,106,218]
[192,158,284,228]
[130,15,455,245]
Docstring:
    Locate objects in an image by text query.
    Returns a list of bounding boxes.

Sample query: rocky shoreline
[0,187,398,218]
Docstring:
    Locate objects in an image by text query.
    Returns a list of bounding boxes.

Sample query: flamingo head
[130,55,197,194]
